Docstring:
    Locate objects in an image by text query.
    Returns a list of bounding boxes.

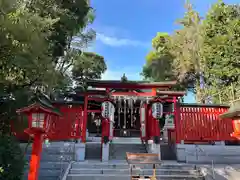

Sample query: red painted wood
[28,133,43,180]
[13,104,84,141]
[177,105,234,141]
[82,95,88,142]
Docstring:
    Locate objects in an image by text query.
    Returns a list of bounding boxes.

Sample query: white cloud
[101,69,142,81]
[96,33,148,48]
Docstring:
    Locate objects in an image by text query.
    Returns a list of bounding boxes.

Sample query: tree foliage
[142,1,240,103]
[0,135,25,180]
[0,0,106,178]
[72,51,107,88]
[142,32,176,82]
[202,3,240,103]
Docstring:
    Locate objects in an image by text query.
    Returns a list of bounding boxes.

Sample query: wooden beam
[86,80,177,89]
[157,91,186,96]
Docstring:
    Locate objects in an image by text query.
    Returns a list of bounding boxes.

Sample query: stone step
[22,148,75,155]
[22,175,60,180]
[85,143,102,160]
[111,137,142,144]
[24,162,69,170]
[24,169,62,177]
[71,162,197,170]
[69,168,199,175]
[25,154,74,162]
[110,144,147,160]
[66,174,203,180]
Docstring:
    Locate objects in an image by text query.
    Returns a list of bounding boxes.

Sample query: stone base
[147,140,161,160]
[75,143,86,161]
[102,143,109,162]
[176,144,240,164]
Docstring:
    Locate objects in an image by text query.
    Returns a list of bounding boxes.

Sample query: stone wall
[176,144,240,164]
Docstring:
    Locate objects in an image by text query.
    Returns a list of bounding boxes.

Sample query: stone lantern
[17,97,60,180]
[219,99,240,139]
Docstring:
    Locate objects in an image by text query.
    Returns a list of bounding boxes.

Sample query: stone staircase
[85,142,102,160]
[66,161,205,180]
[109,137,147,160]
[21,142,74,180]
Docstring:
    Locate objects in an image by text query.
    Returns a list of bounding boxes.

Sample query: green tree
[0,0,97,179]
[72,51,107,88]
[142,2,205,101]
[202,2,240,103]
[0,135,25,180]
[142,32,175,82]
[170,2,204,101]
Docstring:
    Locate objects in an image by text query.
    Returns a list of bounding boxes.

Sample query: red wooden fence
[13,102,234,143]
[13,103,84,141]
[176,104,234,142]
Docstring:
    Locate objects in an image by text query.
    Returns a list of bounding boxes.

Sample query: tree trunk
[195,82,205,104]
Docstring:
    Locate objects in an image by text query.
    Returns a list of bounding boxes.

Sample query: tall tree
[170,2,204,102]
[142,33,175,82]
[202,2,240,103]
[72,51,107,88]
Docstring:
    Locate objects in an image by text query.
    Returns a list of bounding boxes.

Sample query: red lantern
[231,119,240,139]
[17,103,57,135]
[17,102,60,180]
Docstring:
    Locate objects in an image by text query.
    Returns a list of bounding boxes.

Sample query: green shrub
[0,135,25,180]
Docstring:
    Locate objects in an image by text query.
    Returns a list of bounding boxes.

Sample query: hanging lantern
[101,101,114,119]
[152,102,163,119]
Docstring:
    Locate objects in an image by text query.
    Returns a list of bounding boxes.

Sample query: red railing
[13,104,84,141]
[176,104,233,142]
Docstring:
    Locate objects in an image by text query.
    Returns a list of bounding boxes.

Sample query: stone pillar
[153,137,161,160]
[102,143,109,161]
[75,143,86,161]
[162,128,168,142]
[163,114,175,142]
[148,139,161,160]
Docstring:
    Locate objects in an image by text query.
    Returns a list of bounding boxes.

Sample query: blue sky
[89,0,239,103]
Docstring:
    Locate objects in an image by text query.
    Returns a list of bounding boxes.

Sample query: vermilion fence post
[173,97,180,143]
[82,95,88,143]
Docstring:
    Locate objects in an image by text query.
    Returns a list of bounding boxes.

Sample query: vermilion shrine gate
[13,80,235,162]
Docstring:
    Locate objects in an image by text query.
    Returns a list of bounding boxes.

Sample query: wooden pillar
[82,94,88,143]
[28,133,43,180]
[152,88,157,96]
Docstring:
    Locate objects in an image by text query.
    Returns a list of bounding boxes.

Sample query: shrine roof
[17,92,61,115]
[157,91,186,96]
[180,103,230,108]
[52,100,100,107]
[219,99,240,119]
[86,80,177,89]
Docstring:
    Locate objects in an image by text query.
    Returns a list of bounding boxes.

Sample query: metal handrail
[185,145,215,179]
[58,142,75,180]
[196,145,215,179]
[61,161,73,180]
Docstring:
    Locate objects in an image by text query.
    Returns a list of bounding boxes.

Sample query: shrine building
[14,79,239,163]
